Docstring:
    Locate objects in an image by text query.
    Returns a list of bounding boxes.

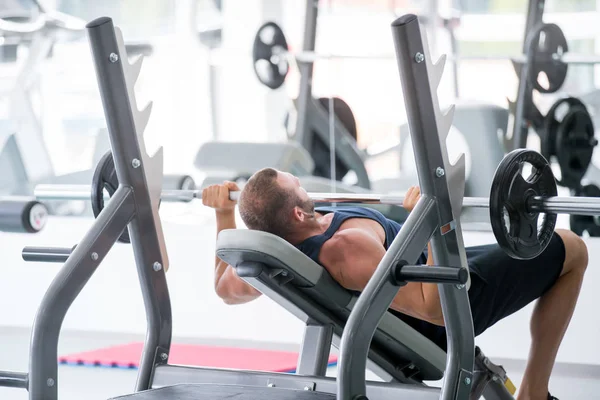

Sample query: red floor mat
[59,342,338,372]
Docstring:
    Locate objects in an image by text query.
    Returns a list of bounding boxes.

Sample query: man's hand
[202,182,239,214]
[403,186,421,212]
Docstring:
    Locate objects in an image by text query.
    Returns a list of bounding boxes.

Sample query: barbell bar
[252,19,599,65]
[274,50,600,64]
[236,44,600,65]
[252,20,600,64]
[32,184,600,216]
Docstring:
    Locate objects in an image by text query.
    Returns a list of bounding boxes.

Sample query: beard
[297,198,315,217]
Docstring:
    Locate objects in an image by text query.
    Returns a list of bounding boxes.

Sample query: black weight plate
[527,23,569,94]
[91,151,130,243]
[541,97,585,161]
[490,149,558,260]
[570,184,600,237]
[555,105,597,189]
[310,97,359,181]
[252,21,289,89]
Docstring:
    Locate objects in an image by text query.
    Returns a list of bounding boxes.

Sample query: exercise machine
[4,14,521,400]
[192,0,224,141]
[0,0,85,187]
[17,11,600,399]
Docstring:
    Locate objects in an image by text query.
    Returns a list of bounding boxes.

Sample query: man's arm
[202,183,261,305]
[321,229,444,325]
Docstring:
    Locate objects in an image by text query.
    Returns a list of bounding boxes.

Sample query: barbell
[33,149,600,260]
[33,184,600,213]
[252,21,600,89]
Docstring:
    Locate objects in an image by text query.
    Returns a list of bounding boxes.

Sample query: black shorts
[392,232,566,351]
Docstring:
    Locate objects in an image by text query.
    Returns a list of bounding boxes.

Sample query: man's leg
[517,229,588,400]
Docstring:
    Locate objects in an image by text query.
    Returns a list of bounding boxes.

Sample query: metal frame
[7,22,56,183]
[337,14,475,400]
[25,17,173,399]
[294,0,319,153]
[505,0,546,151]
[150,365,440,399]
[296,97,372,189]
[291,0,371,189]
[296,323,334,376]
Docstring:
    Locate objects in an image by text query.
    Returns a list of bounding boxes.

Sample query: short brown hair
[239,168,298,238]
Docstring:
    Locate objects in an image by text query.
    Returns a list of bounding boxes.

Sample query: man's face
[276,171,314,215]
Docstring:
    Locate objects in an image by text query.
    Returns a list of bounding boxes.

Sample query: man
[202,168,588,400]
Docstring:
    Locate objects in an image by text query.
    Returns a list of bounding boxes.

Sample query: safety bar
[0,371,28,389]
[22,246,75,263]
[394,264,469,285]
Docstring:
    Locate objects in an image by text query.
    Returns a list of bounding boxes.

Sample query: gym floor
[1,327,599,400]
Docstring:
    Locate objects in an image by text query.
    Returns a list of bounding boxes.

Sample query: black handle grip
[22,246,76,263]
[0,371,29,389]
[0,371,28,389]
[394,264,468,285]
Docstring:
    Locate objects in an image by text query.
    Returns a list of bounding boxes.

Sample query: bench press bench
[214,229,516,400]
[216,229,446,384]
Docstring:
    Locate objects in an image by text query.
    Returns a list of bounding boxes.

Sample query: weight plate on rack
[252,21,289,89]
[541,97,585,161]
[91,151,130,243]
[310,97,359,181]
[527,23,569,94]
[490,149,557,260]
[555,105,597,188]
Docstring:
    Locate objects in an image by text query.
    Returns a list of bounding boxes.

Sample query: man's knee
[555,229,588,275]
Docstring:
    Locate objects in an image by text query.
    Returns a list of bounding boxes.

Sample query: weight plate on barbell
[527,23,569,94]
[91,151,131,243]
[252,21,289,89]
[490,149,557,260]
[555,105,597,189]
[570,184,600,237]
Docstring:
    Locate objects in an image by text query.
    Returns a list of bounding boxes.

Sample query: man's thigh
[466,233,566,336]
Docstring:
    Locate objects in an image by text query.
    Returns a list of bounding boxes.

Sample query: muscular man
[202,168,588,400]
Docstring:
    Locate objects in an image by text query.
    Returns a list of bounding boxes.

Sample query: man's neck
[286,212,331,245]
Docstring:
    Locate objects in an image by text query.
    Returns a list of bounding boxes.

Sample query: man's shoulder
[321,229,380,261]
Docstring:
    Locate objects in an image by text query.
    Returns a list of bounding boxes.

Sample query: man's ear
[292,206,304,222]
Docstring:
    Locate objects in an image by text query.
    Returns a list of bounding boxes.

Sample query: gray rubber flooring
[0,327,598,400]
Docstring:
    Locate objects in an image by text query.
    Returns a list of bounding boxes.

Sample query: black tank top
[295,206,428,267]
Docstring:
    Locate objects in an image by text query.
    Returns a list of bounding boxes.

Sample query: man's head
[238,168,315,239]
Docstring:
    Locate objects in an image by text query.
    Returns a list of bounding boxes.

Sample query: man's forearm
[214,210,237,287]
[212,210,261,303]
[216,210,236,232]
